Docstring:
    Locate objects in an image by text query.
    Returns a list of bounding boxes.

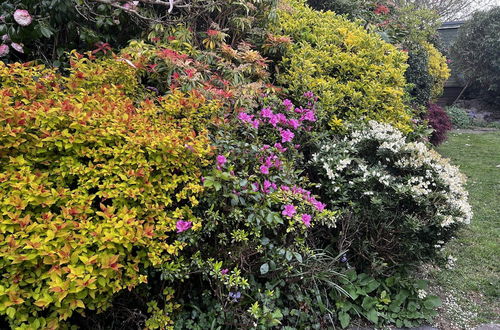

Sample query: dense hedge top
[274,0,412,131]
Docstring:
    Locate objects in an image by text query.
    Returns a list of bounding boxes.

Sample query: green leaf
[260,263,269,275]
[423,295,441,308]
[338,311,351,328]
[285,250,293,261]
[293,252,303,263]
[366,308,378,324]
[6,307,15,319]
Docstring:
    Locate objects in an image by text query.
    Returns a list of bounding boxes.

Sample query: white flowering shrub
[311,121,472,272]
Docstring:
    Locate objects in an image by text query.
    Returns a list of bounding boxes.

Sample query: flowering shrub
[311,121,472,273]
[273,0,412,131]
[426,103,452,145]
[0,55,214,328]
[173,93,338,327]
[423,42,450,100]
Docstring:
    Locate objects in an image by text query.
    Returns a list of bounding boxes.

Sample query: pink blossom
[301,214,312,227]
[13,9,32,27]
[1,35,9,43]
[283,99,294,110]
[252,182,260,191]
[262,180,273,194]
[282,204,296,218]
[276,113,288,124]
[280,129,294,143]
[303,91,315,99]
[238,112,254,122]
[288,119,301,129]
[274,143,288,152]
[221,268,229,275]
[261,144,271,150]
[176,220,192,233]
[313,201,326,211]
[0,44,9,57]
[300,110,316,122]
[268,114,279,127]
[216,155,227,170]
[260,165,269,174]
[280,185,290,191]
[251,119,261,128]
[260,107,273,118]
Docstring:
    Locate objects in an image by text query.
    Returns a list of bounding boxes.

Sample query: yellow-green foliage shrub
[0,55,214,329]
[274,0,412,131]
[423,41,450,100]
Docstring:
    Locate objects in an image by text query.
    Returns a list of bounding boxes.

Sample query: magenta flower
[260,165,269,174]
[282,204,296,218]
[280,129,294,143]
[216,155,227,169]
[261,107,273,118]
[303,91,315,99]
[283,99,294,110]
[276,113,288,125]
[1,34,9,43]
[301,214,312,227]
[262,180,273,194]
[268,114,279,127]
[261,145,270,150]
[301,110,316,122]
[251,119,261,128]
[176,220,192,233]
[280,185,290,191]
[238,112,254,122]
[313,201,326,211]
[13,9,32,27]
[0,44,9,57]
[274,143,288,153]
[221,268,229,275]
[288,119,301,129]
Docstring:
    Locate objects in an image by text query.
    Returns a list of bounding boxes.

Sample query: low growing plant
[446,105,471,129]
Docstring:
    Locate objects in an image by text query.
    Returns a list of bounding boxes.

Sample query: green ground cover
[432,130,500,328]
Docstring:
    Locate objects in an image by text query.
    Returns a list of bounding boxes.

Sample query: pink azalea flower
[238,112,254,122]
[251,119,261,128]
[282,204,296,218]
[281,129,294,143]
[176,220,192,233]
[274,143,287,153]
[280,185,290,191]
[262,180,273,194]
[276,113,288,124]
[260,107,273,118]
[0,44,9,57]
[260,165,269,174]
[301,214,312,227]
[303,91,315,99]
[283,99,294,110]
[217,155,227,170]
[268,114,279,127]
[288,119,301,129]
[221,268,229,275]
[261,144,270,150]
[300,110,316,122]
[1,34,9,43]
[13,9,32,27]
[313,201,326,211]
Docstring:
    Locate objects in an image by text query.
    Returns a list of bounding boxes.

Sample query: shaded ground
[427,131,500,329]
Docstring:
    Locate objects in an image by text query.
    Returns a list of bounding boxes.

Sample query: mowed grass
[432,130,500,327]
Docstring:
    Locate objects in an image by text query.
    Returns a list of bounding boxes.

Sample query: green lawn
[431,130,500,328]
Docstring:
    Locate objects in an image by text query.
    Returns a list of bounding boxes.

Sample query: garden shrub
[423,41,450,100]
[170,93,343,328]
[445,105,471,129]
[450,7,500,101]
[273,0,412,131]
[426,103,452,145]
[404,42,433,107]
[310,121,472,273]
[0,55,214,328]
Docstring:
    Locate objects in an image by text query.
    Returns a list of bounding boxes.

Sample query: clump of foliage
[0,1,143,65]
[334,270,441,329]
[451,7,500,102]
[310,121,472,273]
[272,0,412,131]
[404,42,433,107]
[423,41,450,100]
[0,54,214,328]
[426,103,452,145]
[445,105,471,128]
